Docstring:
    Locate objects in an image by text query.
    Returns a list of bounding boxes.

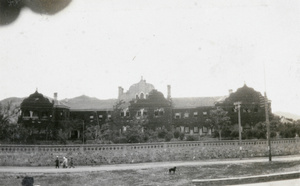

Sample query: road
[0,155,300,173]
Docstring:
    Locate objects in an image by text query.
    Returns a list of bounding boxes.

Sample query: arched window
[140,93,144,99]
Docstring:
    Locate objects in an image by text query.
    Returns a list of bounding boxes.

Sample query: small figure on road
[69,157,75,168]
[62,157,68,168]
[55,156,59,168]
[169,167,176,174]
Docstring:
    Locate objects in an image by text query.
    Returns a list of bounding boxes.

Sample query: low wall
[0,139,299,166]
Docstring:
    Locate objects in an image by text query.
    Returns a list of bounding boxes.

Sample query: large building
[18,78,270,139]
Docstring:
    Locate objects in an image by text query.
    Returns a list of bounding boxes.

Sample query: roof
[63,95,116,111]
[172,96,227,109]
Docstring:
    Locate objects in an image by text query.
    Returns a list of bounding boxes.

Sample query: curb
[192,171,300,185]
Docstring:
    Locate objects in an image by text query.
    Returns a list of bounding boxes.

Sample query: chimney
[54,92,58,100]
[229,89,233,95]
[167,85,171,100]
[118,87,123,99]
[53,92,58,104]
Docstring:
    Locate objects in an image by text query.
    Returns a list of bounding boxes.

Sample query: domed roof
[21,90,53,109]
[221,84,263,105]
[128,78,155,93]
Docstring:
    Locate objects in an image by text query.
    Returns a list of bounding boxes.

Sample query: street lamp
[234,101,242,160]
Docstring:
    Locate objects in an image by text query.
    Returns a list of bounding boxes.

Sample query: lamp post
[234,101,242,160]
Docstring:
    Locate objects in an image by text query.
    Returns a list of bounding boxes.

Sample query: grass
[0,161,300,186]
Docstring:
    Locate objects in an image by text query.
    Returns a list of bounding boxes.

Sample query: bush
[173,130,180,139]
[230,130,239,139]
[165,132,174,142]
[113,136,127,144]
[186,135,197,141]
[179,132,185,140]
[157,129,168,139]
[270,131,277,138]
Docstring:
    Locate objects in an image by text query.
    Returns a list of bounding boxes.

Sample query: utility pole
[263,63,272,162]
[264,92,272,161]
[234,101,242,160]
[82,120,85,145]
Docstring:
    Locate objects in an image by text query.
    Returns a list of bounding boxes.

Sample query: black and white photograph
[1,0,300,185]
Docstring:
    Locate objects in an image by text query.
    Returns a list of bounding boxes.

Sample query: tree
[205,107,231,140]
[0,101,20,141]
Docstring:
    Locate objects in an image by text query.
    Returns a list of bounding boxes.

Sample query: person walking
[55,156,59,169]
[69,157,75,168]
[62,157,68,168]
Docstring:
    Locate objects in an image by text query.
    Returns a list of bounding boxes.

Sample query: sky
[0,0,300,115]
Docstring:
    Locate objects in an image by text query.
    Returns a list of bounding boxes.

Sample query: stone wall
[0,139,299,166]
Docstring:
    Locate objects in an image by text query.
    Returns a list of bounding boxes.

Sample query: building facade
[18,79,270,139]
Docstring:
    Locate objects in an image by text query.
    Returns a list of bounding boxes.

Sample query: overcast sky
[0,0,300,115]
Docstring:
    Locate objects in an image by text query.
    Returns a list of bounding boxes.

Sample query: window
[202,126,208,133]
[99,115,103,120]
[137,111,142,116]
[126,111,130,117]
[154,108,164,117]
[176,127,181,131]
[90,115,94,119]
[175,113,181,119]
[184,112,189,118]
[32,112,39,119]
[23,111,30,117]
[193,112,198,117]
[159,109,164,116]
[140,93,144,99]
[107,114,112,120]
[185,127,190,133]
[254,106,258,113]
[143,110,148,116]
[194,127,199,133]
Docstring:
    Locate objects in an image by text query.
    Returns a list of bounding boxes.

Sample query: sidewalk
[1,155,300,173]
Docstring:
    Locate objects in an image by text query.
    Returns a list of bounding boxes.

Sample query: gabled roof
[172,96,227,109]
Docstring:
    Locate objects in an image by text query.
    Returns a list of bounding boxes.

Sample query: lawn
[1,161,299,186]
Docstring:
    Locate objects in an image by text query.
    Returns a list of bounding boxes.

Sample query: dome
[21,90,53,109]
[128,78,155,93]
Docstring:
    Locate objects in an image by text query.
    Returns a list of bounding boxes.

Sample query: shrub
[173,130,180,139]
[165,132,174,142]
[157,129,168,139]
[179,132,185,140]
[113,136,127,144]
[186,135,197,141]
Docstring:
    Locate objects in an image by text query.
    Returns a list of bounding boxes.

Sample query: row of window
[176,126,212,133]
[89,114,112,123]
[231,107,259,113]
[120,108,165,117]
[174,111,208,119]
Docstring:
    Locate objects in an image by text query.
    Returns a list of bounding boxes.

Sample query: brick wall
[0,139,299,166]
